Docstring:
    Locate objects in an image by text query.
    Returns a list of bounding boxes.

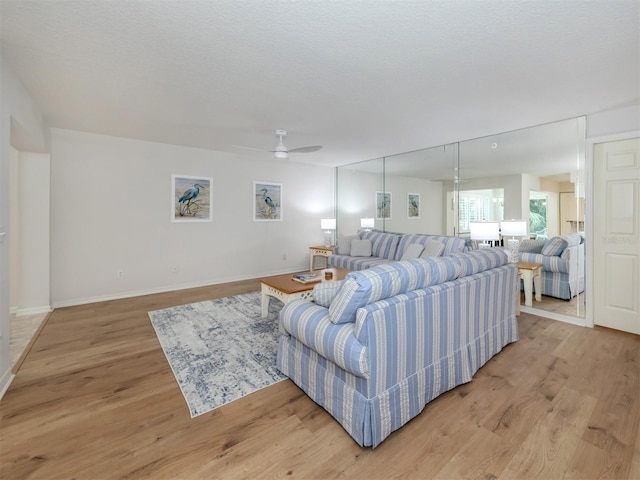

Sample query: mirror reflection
[458,117,586,319]
[336,116,586,321]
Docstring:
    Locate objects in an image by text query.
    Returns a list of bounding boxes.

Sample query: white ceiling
[1,0,639,167]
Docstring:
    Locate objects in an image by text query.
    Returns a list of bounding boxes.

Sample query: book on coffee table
[292,272,322,284]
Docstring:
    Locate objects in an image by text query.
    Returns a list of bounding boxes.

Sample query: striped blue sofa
[277,248,519,448]
[518,233,585,300]
[328,229,467,271]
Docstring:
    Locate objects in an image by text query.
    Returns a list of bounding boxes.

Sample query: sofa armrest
[518,252,568,273]
[279,300,369,378]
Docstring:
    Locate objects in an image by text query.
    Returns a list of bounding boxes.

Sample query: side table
[517,261,543,307]
[309,245,334,271]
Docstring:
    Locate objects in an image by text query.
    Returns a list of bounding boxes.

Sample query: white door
[593,138,640,334]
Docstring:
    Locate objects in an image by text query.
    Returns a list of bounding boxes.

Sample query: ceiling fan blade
[231,144,271,152]
[288,145,323,153]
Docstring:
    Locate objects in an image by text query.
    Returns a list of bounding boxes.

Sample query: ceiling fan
[233,129,322,159]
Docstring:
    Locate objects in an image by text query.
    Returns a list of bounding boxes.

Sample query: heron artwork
[173,177,211,220]
[254,183,282,220]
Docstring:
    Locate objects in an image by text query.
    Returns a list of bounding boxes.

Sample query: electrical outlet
[170,265,178,273]
[116,269,125,279]
[282,254,287,261]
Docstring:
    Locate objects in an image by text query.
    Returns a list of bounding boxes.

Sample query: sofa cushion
[328,255,388,270]
[394,233,466,260]
[420,238,445,257]
[542,236,568,256]
[358,230,400,260]
[328,258,461,324]
[336,235,357,255]
[518,239,546,253]
[401,243,424,260]
[351,239,372,257]
[449,248,509,277]
[313,280,346,308]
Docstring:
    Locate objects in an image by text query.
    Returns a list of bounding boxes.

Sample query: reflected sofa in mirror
[458,117,586,320]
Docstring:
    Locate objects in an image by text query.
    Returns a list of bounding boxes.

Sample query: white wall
[384,176,443,234]
[0,54,48,397]
[18,152,51,314]
[9,147,20,310]
[50,129,334,307]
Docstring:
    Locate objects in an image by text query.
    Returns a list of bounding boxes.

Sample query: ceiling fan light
[274,151,288,159]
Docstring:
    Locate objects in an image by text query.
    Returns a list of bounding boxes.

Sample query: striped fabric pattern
[328,258,462,324]
[277,262,519,447]
[327,254,388,270]
[541,236,568,256]
[279,300,369,377]
[358,230,400,260]
[313,280,346,308]
[519,252,568,273]
[394,234,466,260]
[449,248,508,277]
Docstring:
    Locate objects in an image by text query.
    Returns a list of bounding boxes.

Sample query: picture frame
[254,181,283,221]
[408,193,420,218]
[172,175,212,222]
[376,191,392,219]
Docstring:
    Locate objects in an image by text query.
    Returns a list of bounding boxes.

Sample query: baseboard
[51,266,306,309]
[14,305,52,317]
[0,367,15,401]
[520,305,587,327]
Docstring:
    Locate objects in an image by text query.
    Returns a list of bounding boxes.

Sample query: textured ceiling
[1,0,639,167]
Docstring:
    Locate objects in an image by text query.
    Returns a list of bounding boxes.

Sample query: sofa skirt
[277,312,518,448]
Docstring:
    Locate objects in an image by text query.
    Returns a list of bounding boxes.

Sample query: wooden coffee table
[259,267,350,317]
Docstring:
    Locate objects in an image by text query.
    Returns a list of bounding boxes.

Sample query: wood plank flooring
[1,279,638,479]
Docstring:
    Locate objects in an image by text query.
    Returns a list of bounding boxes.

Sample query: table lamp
[321,218,336,247]
[469,221,500,249]
[500,220,528,262]
[360,217,374,231]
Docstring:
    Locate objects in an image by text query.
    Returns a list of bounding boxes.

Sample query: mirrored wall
[336,117,586,321]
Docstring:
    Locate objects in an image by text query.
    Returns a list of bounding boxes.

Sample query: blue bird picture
[173,175,212,222]
[254,182,282,221]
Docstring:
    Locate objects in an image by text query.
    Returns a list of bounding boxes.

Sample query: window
[458,189,504,233]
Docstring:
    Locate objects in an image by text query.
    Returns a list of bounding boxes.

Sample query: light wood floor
[1,279,638,479]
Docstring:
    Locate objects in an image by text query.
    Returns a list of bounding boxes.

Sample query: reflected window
[458,189,504,233]
[529,192,548,238]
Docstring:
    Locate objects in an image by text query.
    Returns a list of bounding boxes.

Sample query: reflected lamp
[360,217,375,231]
[321,218,336,247]
[500,220,528,262]
[469,222,500,249]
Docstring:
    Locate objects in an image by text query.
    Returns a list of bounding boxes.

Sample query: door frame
[586,130,640,329]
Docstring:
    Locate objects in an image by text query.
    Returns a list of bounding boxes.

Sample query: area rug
[148,291,286,417]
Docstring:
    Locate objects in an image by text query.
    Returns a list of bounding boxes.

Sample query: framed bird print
[407,193,420,218]
[172,175,213,222]
[253,181,282,221]
[376,191,391,219]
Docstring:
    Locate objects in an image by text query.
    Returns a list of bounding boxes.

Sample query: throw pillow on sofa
[313,280,346,308]
[519,239,546,253]
[401,243,424,260]
[420,238,445,258]
[350,239,372,257]
[336,235,357,255]
[541,236,568,256]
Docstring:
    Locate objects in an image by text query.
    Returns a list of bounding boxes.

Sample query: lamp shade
[469,222,500,241]
[320,218,336,230]
[500,220,527,237]
[360,217,375,229]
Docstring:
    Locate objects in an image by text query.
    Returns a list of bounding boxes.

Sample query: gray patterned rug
[148,291,286,417]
